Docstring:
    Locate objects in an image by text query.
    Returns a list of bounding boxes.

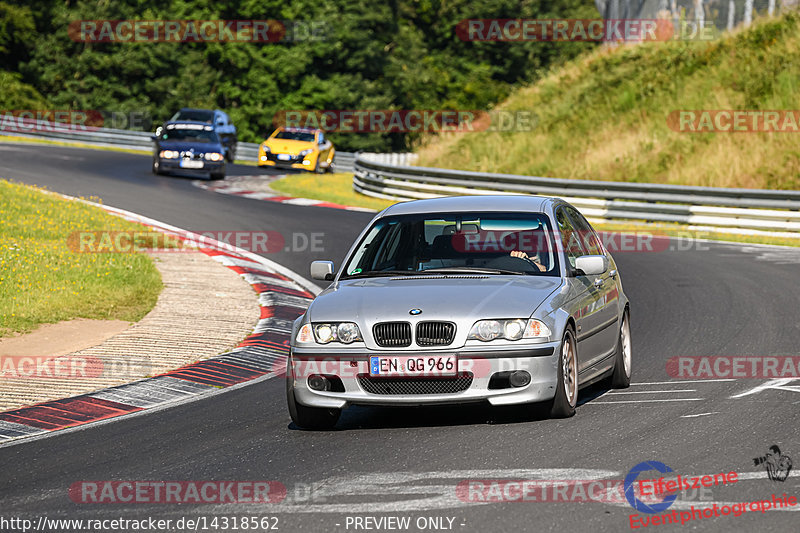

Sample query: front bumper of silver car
[289,342,561,409]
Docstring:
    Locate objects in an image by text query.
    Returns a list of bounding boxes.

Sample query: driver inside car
[510,250,548,272]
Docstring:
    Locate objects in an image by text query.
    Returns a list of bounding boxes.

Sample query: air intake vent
[373,322,412,347]
[358,373,473,395]
[416,321,456,346]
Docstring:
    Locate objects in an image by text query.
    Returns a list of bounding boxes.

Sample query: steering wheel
[485,255,540,273]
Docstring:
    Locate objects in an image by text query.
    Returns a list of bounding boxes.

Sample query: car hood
[307,275,563,323]
[264,138,314,154]
[157,141,223,153]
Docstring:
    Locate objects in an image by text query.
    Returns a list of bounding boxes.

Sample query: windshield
[342,212,560,278]
[170,109,215,123]
[158,129,218,143]
[273,130,316,142]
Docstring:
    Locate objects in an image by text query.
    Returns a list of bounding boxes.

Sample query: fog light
[308,374,330,391]
[509,370,531,388]
[260,155,267,161]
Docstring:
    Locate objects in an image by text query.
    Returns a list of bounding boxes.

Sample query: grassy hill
[416,13,800,190]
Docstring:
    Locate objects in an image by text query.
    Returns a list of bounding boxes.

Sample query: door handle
[594,278,604,288]
[609,269,617,279]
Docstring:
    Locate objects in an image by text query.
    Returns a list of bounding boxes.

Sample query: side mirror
[575,255,608,276]
[310,260,335,281]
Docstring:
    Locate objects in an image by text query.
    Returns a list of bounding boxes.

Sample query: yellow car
[258,127,335,173]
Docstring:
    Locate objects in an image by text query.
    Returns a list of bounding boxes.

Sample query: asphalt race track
[1,142,799,532]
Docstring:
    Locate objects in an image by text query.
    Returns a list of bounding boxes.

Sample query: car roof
[379,195,555,216]
[164,120,215,128]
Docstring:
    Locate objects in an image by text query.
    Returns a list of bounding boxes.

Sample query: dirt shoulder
[0,251,258,411]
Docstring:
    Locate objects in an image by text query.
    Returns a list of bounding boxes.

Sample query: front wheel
[152,158,163,175]
[286,377,340,430]
[610,311,631,388]
[548,328,578,418]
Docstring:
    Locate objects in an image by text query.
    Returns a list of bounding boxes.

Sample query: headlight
[159,150,179,159]
[299,148,313,157]
[204,152,223,161]
[468,319,551,342]
[262,144,271,153]
[308,322,362,344]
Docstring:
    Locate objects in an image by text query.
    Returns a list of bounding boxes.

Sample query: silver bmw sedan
[287,195,631,429]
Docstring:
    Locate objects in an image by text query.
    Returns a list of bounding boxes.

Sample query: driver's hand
[511,250,546,272]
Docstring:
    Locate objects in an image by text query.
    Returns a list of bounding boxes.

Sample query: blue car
[151,122,226,180]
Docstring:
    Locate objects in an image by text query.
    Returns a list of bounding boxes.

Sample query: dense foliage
[0,0,596,150]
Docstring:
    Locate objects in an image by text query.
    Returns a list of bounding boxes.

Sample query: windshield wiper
[422,267,524,275]
[343,270,429,279]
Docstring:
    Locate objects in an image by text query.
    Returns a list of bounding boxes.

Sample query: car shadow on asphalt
[288,382,614,431]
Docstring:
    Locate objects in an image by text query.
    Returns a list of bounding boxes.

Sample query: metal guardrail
[0,121,372,173]
[353,156,800,237]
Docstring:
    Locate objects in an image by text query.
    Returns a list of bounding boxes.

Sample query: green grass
[269,172,395,211]
[416,12,800,191]
[0,179,163,337]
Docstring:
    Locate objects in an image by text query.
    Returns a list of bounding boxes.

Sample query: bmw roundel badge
[409,308,422,315]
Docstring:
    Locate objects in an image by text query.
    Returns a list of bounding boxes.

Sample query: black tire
[226,144,237,162]
[286,376,340,430]
[314,160,325,174]
[151,158,163,175]
[327,155,336,173]
[610,310,632,388]
[548,328,578,418]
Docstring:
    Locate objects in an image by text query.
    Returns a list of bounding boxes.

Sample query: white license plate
[179,160,204,169]
[369,355,457,377]
[277,154,291,161]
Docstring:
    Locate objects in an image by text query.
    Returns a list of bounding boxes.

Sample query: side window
[565,207,602,256]
[555,208,586,271]
[318,132,325,145]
